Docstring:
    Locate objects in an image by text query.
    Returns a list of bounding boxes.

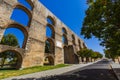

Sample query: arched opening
[18,0,34,10]
[11,8,29,26]
[72,34,76,46]
[74,54,79,64]
[0,50,22,69]
[44,38,55,54]
[64,46,69,64]
[10,5,32,27]
[1,23,28,49]
[47,16,55,26]
[62,28,67,34]
[44,56,54,65]
[3,28,24,48]
[83,43,87,49]
[78,39,82,50]
[46,24,55,39]
[62,34,68,45]
[62,27,68,63]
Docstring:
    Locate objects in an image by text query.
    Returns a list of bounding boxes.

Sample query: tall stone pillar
[21,0,47,68]
[54,26,64,65]
[0,0,17,41]
[22,18,46,68]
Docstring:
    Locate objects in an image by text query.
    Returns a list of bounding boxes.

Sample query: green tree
[77,48,103,62]
[104,49,117,60]
[91,51,103,59]
[97,52,103,58]
[81,0,120,57]
[1,34,19,46]
[0,34,19,68]
[77,48,93,62]
[45,41,50,53]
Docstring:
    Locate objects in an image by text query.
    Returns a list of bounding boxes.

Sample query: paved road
[7,59,117,80]
[37,59,118,80]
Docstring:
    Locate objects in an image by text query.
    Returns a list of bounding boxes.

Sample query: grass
[0,64,69,79]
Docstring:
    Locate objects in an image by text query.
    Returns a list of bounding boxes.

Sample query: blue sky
[39,0,105,54]
[4,0,104,54]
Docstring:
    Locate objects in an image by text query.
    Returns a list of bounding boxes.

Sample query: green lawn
[0,64,69,79]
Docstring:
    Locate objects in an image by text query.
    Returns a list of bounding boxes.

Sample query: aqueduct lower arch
[0,0,87,69]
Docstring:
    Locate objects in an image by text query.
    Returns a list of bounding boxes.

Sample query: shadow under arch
[45,38,55,54]
[0,50,23,69]
[74,54,79,64]
[5,23,28,49]
[47,16,56,26]
[44,55,54,65]
[62,34,68,45]
[12,4,32,27]
[78,39,82,50]
[72,34,76,46]
[83,43,87,48]
[64,45,79,64]
[62,27,67,34]
[63,46,69,64]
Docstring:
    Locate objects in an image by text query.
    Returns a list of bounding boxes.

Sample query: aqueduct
[0,0,87,69]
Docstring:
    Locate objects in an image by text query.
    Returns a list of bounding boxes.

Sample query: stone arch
[83,43,87,48]
[74,54,79,64]
[46,24,55,39]
[5,23,28,49]
[44,56,54,65]
[26,0,34,10]
[0,50,23,69]
[72,34,76,45]
[12,4,32,27]
[62,27,67,34]
[47,16,55,26]
[63,46,69,64]
[18,0,34,10]
[78,39,82,50]
[62,27,68,46]
[44,38,55,54]
[62,34,68,45]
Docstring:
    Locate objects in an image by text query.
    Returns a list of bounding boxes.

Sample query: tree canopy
[45,41,50,53]
[0,34,19,68]
[81,0,120,58]
[1,34,19,47]
[77,48,103,59]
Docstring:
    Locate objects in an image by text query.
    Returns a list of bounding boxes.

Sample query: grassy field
[0,64,69,79]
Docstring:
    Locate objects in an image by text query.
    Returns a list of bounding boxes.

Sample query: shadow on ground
[11,69,117,80]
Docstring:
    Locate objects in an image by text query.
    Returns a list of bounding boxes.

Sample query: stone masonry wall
[0,0,87,68]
